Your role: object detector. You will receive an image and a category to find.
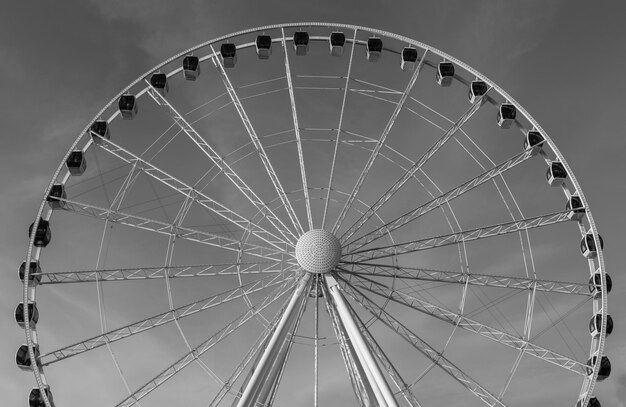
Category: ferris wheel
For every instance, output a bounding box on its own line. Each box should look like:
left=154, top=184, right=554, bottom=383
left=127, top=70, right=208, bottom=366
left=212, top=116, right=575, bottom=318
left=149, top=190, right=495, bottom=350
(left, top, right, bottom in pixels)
left=18, top=23, right=612, bottom=407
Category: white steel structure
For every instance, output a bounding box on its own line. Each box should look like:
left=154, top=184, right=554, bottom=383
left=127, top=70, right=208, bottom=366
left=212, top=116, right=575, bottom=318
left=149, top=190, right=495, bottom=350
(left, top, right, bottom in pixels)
left=19, top=23, right=611, bottom=407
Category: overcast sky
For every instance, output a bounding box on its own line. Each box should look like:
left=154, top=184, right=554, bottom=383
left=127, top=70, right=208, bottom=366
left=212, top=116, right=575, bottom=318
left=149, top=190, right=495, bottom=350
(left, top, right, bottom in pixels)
left=2, top=1, right=625, bottom=406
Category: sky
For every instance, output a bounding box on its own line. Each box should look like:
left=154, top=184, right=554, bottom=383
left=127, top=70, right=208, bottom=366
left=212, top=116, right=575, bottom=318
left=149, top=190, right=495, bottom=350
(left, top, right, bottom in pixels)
left=1, top=1, right=626, bottom=406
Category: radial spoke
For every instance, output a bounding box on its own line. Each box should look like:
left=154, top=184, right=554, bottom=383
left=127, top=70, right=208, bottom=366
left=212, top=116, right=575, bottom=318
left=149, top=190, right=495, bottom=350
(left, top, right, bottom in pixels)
left=210, top=45, right=304, bottom=236
left=339, top=275, right=506, bottom=407
left=96, top=134, right=292, bottom=251
left=40, top=272, right=294, bottom=366
left=59, top=197, right=291, bottom=262
left=346, top=210, right=574, bottom=262
left=339, top=88, right=491, bottom=244
left=339, top=272, right=589, bottom=376
left=35, top=261, right=294, bottom=284
left=322, top=29, right=357, bottom=229
left=343, top=146, right=539, bottom=251
left=331, top=50, right=428, bottom=235
left=281, top=28, right=313, bottom=230
left=340, top=262, right=592, bottom=296
left=115, top=274, right=299, bottom=407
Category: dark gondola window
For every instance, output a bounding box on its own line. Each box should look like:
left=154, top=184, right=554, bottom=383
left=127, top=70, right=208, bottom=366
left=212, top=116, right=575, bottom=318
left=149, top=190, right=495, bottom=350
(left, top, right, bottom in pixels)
left=256, top=35, right=272, bottom=49
left=29, top=387, right=54, bottom=407
left=330, top=32, right=345, bottom=47
left=28, top=218, right=51, bottom=247
left=119, top=95, right=136, bottom=111
left=500, top=104, right=517, bottom=120
left=438, top=62, right=455, bottom=77
left=150, top=73, right=168, bottom=89
left=15, top=303, right=39, bottom=326
left=19, top=261, right=42, bottom=283
left=367, top=38, right=383, bottom=52
left=402, top=47, right=418, bottom=63
left=294, top=31, right=309, bottom=46
left=183, top=55, right=199, bottom=70
left=525, top=131, right=544, bottom=148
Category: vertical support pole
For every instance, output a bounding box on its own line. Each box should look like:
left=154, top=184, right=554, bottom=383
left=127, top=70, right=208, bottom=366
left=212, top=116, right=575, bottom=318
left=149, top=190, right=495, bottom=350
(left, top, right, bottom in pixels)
left=325, top=275, right=398, bottom=407
left=237, top=273, right=311, bottom=407
left=314, top=274, right=319, bottom=407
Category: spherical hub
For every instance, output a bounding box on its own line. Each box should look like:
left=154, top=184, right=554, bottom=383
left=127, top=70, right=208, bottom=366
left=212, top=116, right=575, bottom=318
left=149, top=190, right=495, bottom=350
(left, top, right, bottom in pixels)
left=295, top=229, right=342, bottom=274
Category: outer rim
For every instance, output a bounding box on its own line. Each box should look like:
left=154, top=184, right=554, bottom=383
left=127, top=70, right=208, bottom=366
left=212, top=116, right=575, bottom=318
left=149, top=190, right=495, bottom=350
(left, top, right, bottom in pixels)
left=22, top=22, right=607, bottom=407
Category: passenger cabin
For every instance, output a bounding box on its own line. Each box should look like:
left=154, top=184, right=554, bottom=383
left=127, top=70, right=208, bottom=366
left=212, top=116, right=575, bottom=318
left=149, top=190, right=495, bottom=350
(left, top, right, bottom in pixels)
left=577, top=397, right=601, bottom=407
left=566, top=195, right=585, bottom=221
left=220, top=43, right=237, bottom=68
left=16, top=344, right=40, bottom=371
left=118, top=94, right=138, bottom=120
left=589, top=313, right=613, bottom=337
left=524, top=130, right=544, bottom=155
left=47, top=184, right=66, bottom=210
left=329, top=32, right=345, bottom=56
left=29, top=386, right=55, bottom=407
left=401, top=47, right=418, bottom=71
left=90, top=120, right=109, bottom=145
left=468, top=80, right=488, bottom=103
left=366, top=37, right=382, bottom=62
left=66, top=150, right=86, bottom=176
left=183, top=55, right=200, bottom=80
left=497, top=103, right=516, bottom=128
left=293, top=31, right=309, bottom=56
left=19, top=261, right=42, bottom=285
left=581, top=233, right=603, bottom=259
left=546, top=161, right=567, bottom=186
left=256, top=35, right=272, bottom=59
left=29, top=218, right=51, bottom=248
left=589, top=272, right=612, bottom=296
left=436, top=62, right=455, bottom=86
left=15, top=302, right=39, bottom=329
left=587, top=355, right=611, bottom=381
left=150, top=73, right=168, bottom=95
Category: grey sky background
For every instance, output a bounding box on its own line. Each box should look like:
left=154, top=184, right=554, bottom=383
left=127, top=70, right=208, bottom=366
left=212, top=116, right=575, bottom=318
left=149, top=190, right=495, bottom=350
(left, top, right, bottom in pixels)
left=2, top=1, right=625, bottom=405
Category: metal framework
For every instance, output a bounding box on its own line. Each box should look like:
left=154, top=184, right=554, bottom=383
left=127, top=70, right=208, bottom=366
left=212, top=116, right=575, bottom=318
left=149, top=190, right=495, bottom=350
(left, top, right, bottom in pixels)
left=20, top=22, right=609, bottom=407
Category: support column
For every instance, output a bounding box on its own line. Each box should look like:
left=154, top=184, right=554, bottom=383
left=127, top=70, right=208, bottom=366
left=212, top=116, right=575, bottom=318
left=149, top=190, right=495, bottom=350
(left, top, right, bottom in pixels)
left=325, top=275, right=398, bottom=407
left=237, top=273, right=311, bottom=407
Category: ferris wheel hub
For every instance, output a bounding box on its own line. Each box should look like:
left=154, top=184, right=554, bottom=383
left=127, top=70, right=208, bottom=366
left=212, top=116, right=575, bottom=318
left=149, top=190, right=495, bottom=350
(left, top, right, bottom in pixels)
left=295, top=229, right=342, bottom=274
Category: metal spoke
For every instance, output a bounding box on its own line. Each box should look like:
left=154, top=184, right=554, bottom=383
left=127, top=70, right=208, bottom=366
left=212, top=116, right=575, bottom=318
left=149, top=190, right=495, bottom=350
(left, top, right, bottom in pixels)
left=116, top=274, right=299, bottom=407
left=331, top=50, right=428, bottom=235
left=281, top=28, right=313, bottom=231
left=339, top=272, right=589, bottom=376
left=40, top=272, right=294, bottom=366
left=210, top=45, right=305, bottom=236
left=35, top=261, right=293, bottom=284
left=339, top=276, right=506, bottom=407
left=314, top=275, right=320, bottom=407
left=339, top=88, right=491, bottom=244
left=346, top=210, right=574, bottom=262
left=322, top=29, right=357, bottom=229
left=96, top=135, right=292, bottom=251
left=145, top=80, right=298, bottom=244
left=348, top=293, right=423, bottom=406
left=343, top=146, right=538, bottom=252
left=340, top=262, right=592, bottom=296
left=59, top=197, right=291, bottom=262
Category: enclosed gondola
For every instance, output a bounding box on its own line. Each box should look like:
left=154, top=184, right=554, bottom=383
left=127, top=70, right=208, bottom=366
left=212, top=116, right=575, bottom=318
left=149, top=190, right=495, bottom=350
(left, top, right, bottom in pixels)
left=589, top=313, right=613, bottom=337
left=577, top=397, right=601, bottom=407
left=587, top=355, right=611, bottom=381
left=401, top=47, right=418, bottom=71
left=15, top=302, right=39, bottom=329
left=293, top=31, right=309, bottom=56
left=566, top=195, right=585, bottom=221
left=29, top=386, right=55, bottom=407
left=220, top=43, right=237, bottom=68
left=89, top=120, right=109, bottom=145
left=256, top=35, right=272, bottom=59
left=182, top=55, right=200, bottom=80
left=46, top=184, right=66, bottom=210
left=19, top=261, right=42, bottom=285
left=468, top=80, right=488, bottom=103
left=150, top=73, right=168, bottom=95
left=436, top=61, right=455, bottom=86
left=366, top=37, right=382, bottom=62
left=118, top=94, right=138, bottom=120
left=16, top=344, right=40, bottom=371
left=497, top=103, right=516, bottom=128
left=329, top=32, right=345, bottom=56
left=546, top=160, right=567, bottom=186
left=581, top=232, right=604, bottom=259
left=524, top=130, right=545, bottom=155
left=65, top=150, right=86, bottom=176
left=28, top=218, right=51, bottom=248
left=589, top=272, right=612, bottom=296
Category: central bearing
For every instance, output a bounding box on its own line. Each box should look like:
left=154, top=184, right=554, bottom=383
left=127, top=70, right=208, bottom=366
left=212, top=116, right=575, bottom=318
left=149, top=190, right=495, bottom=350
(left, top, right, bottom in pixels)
left=295, top=229, right=342, bottom=274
